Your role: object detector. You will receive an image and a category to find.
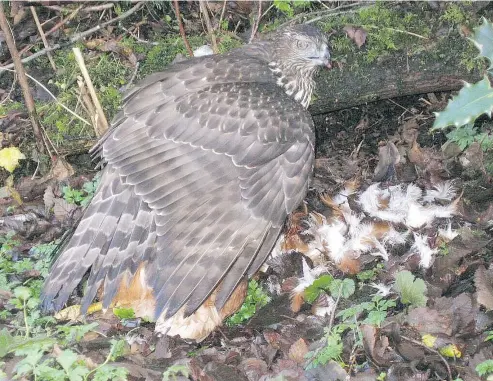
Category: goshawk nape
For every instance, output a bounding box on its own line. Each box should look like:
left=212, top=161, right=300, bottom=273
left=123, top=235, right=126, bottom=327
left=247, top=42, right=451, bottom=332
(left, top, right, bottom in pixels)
left=42, top=24, right=330, bottom=341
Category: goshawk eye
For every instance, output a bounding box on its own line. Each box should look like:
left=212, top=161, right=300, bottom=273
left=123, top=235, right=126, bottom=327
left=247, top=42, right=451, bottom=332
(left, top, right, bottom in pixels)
left=296, top=40, right=309, bottom=49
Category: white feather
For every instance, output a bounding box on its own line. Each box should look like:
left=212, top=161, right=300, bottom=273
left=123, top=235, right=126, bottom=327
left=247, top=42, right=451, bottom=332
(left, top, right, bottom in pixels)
left=423, top=180, right=457, bottom=203
left=411, top=232, right=438, bottom=268
left=438, top=222, right=459, bottom=241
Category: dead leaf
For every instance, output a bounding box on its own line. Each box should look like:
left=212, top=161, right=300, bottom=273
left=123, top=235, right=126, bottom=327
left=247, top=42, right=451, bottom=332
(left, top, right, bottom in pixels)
left=475, top=265, right=493, bottom=310
left=373, top=141, right=400, bottom=181
left=361, top=324, right=394, bottom=366
left=239, top=358, right=268, bottom=380
left=343, top=26, right=367, bottom=47
left=49, top=157, right=75, bottom=181
left=288, top=338, right=308, bottom=365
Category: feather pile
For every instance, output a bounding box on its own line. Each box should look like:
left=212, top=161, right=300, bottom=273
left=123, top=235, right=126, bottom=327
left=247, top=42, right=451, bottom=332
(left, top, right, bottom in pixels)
left=283, top=180, right=461, bottom=309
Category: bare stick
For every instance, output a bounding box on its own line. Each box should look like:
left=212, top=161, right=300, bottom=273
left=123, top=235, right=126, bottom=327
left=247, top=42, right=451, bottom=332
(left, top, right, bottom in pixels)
left=249, top=1, right=262, bottom=44
left=30, top=6, right=57, bottom=72
left=201, top=1, right=219, bottom=54
left=0, top=2, right=144, bottom=73
left=0, top=3, right=46, bottom=154
left=72, top=48, right=109, bottom=136
left=173, top=0, right=193, bottom=57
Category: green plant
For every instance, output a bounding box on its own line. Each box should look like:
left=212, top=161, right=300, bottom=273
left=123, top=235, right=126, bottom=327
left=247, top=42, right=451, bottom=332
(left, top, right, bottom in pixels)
left=432, top=18, right=493, bottom=154
left=0, top=231, right=20, bottom=256
left=162, top=364, right=190, bottom=381
left=226, top=279, right=270, bottom=326
left=476, top=359, right=493, bottom=377
left=393, top=270, right=428, bottom=308
left=62, top=177, right=100, bottom=206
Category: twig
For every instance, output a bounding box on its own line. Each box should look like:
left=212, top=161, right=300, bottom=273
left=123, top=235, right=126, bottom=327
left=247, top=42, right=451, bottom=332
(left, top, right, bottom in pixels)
left=200, top=1, right=219, bottom=54
left=44, top=5, right=83, bottom=38
left=83, top=3, right=115, bottom=13
left=30, top=6, right=57, bottom=72
left=173, top=0, right=193, bottom=57
left=1, top=68, right=91, bottom=126
left=218, top=0, right=227, bottom=29
left=400, top=335, right=453, bottom=381
left=0, top=71, right=16, bottom=104
left=277, top=2, right=369, bottom=28
left=363, top=24, right=429, bottom=40
left=0, top=3, right=46, bottom=154
left=73, top=48, right=109, bottom=137
left=120, top=25, right=159, bottom=45
left=249, top=1, right=262, bottom=44
left=0, top=2, right=144, bottom=74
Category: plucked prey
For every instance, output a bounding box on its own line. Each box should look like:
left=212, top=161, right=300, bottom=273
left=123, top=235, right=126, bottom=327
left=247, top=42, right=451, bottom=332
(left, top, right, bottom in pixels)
left=41, top=24, right=330, bottom=340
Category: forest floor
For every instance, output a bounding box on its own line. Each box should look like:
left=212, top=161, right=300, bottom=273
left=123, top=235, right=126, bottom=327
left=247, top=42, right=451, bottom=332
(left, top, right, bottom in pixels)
left=1, top=2, right=493, bottom=381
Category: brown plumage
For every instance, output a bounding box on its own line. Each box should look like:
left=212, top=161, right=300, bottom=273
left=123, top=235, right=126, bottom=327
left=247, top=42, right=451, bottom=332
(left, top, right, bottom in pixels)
left=41, top=24, right=330, bottom=340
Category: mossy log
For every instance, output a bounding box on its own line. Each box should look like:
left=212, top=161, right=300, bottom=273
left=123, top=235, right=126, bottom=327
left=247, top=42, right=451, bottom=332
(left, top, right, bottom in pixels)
left=308, top=2, right=490, bottom=115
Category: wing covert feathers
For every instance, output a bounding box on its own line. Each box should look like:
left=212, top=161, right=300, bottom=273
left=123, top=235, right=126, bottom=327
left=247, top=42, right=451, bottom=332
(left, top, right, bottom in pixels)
left=41, top=50, right=315, bottom=339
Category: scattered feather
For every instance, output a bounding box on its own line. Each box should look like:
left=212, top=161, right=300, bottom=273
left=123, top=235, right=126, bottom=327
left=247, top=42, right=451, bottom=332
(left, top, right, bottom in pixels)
left=411, top=233, right=438, bottom=268
left=423, top=180, right=457, bottom=203
left=369, top=282, right=393, bottom=297
left=438, top=222, right=459, bottom=242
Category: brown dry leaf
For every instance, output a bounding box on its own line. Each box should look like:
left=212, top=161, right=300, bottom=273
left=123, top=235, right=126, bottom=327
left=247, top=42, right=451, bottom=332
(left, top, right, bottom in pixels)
left=239, top=358, right=268, bottom=381
left=49, top=157, right=75, bottom=181
left=406, top=307, right=453, bottom=336
left=373, top=141, right=400, bottom=182
left=343, top=26, right=367, bottom=47
left=354, top=116, right=369, bottom=131
left=53, top=197, right=77, bottom=221
left=475, top=265, right=493, bottom=310
left=290, top=292, right=304, bottom=313
left=408, top=140, right=426, bottom=168
left=288, top=338, right=308, bottom=365
left=360, top=324, right=392, bottom=366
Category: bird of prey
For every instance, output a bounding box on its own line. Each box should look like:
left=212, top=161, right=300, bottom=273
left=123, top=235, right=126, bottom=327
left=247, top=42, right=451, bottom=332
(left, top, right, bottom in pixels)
left=42, top=24, right=330, bottom=341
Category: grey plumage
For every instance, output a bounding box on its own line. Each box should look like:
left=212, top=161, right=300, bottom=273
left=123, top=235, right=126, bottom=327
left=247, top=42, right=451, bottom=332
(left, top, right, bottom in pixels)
left=41, top=25, right=330, bottom=324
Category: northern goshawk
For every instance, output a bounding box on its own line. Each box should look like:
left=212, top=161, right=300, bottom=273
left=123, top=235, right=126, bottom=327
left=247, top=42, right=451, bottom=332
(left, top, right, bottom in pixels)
left=42, top=24, right=330, bottom=340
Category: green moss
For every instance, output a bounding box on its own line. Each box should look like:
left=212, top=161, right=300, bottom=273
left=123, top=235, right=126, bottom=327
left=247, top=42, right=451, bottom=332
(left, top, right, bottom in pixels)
left=440, top=3, right=467, bottom=24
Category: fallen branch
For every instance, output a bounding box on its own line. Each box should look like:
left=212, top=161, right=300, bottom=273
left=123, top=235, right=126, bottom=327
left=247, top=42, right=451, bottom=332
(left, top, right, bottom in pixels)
left=0, top=3, right=46, bottom=154
left=0, top=2, right=144, bottom=74
left=173, top=0, right=193, bottom=57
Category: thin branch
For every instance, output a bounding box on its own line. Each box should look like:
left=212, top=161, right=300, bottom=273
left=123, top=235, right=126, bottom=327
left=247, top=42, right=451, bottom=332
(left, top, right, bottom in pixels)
left=0, top=2, right=144, bottom=74
left=73, top=48, right=109, bottom=136
left=173, top=0, right=193, bottom=57
left=200, top=1, right=219, bottom=53
left=0, top=3, right=46, bottom=154
left=82, top=3, right=115, bottom=13
left=218, top=0, right=227, bottom=29
left=30, top=6, right=57, bottom=72
left=249, top=1, right=263, bottom=44
left=400, top=335, right=453, bottom=381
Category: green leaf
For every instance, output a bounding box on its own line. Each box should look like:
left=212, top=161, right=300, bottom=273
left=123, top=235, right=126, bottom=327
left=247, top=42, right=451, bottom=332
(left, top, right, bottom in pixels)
left=304, top=284, right=321, bottom=304
left=329, top=278, right=355, bottom=299
left=471, top=17, right=493, bottom=68
left=56, top=349, right=78, bottom=373
left=108, top=339, right=126, bottom=361
left=432, top=76, right=493, bottom=130
left=312, top=274, right=334, bottom=290
left=476, top=359, right=493, bottom=377
left=14, top=286, right=32, bottom=301
left=93, top=365, right=128, bottom=381
left=394, top=270, right=428, bottom=308
left=0, top=329, right=14, bottom=358
left=112, top=307, right=135, bottom=319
